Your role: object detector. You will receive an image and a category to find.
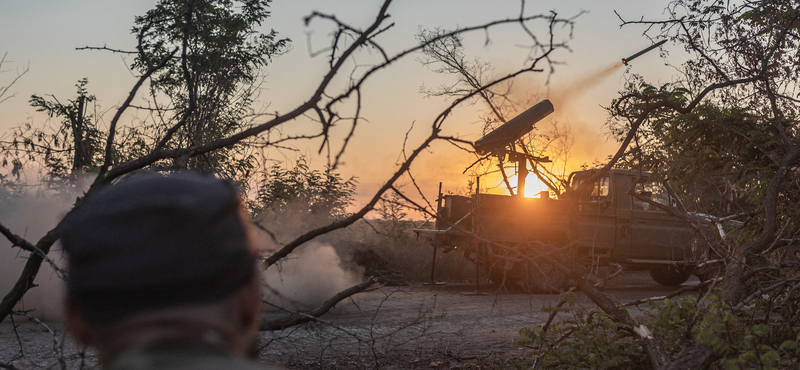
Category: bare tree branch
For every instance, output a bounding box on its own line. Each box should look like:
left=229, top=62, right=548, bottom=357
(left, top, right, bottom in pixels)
left=261, top=278, right=379, bottom=331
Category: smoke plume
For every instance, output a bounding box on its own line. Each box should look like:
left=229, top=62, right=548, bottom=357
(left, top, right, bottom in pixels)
left=507, top=61, right=625, bottom=169
left=261, top=241, right=363, bottom=310
left=546, top=61, right=624, bottom=116
left=0, top=192, right=75, bottom=321
left=253, top=199, right=365, bottom=311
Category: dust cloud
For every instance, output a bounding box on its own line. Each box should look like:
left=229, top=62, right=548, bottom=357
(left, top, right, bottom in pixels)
left=253, top=200, right=365, bottom=311
left=1, top=174, right=367, bottom=321
left=0, top=191, right=77, bottom=321
left=261, top=241, right=363, bottom=310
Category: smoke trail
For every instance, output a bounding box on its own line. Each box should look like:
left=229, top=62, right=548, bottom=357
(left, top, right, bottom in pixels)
left=545, top=62, right=624, bottom=166
left=546, top=61, right=624, bottom=121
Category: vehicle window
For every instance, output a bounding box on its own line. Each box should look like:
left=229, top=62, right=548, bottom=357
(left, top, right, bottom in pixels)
left=632, top=179, right=671, bottom=211
left=573, top=176, right=611, bottom=201
left=595, top=177, right=610, bottom=197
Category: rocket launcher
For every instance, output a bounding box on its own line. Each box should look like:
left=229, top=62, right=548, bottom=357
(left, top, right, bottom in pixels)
left=472, top=100, right=554, bottom=155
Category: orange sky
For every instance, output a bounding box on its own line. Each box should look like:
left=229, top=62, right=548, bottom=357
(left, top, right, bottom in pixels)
left=0, top=0, right=682, bottom=216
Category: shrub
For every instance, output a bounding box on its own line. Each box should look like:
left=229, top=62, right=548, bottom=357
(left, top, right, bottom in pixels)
left=516, top=289, right=800, bottom=370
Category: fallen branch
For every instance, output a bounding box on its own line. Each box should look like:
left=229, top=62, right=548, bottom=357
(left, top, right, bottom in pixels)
left=0, top=222, right=65, bottom=279
left=618, top=279, right=716, bottom=308
left=0, top=228, right=61, bottom=323
left=260, top=277, right=380, bottom=331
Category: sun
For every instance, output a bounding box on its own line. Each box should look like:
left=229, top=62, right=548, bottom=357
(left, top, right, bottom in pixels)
left=496, top=173, right=549, bottom=198
left=523, top=176, right=549, bottom=198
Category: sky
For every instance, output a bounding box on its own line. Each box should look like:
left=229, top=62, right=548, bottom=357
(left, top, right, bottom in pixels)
left=0, top=0, right=684, bottom=211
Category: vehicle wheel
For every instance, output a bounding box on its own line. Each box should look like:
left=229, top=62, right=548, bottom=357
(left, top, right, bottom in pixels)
left=649, top=266, right=691, bottom=286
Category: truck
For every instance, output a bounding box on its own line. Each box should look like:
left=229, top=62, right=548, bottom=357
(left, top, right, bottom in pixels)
left=415, top=100, right=708, bottom=292
left=421, top=168, right=704, bottom=293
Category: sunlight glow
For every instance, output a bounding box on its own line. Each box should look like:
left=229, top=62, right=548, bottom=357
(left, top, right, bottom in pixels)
left=501, top=174, right=549, bottom=198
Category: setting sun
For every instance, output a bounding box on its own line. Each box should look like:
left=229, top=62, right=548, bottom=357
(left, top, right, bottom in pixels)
left=489, top=172, right=551, bottom=198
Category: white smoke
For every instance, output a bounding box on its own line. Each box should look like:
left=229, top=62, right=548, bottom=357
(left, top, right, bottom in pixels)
left=253, top=199, right=365, bottom=311
left=262, top=241, right=363, bottom=310
left=2, top=173, right=369, bottom=321
left=0, top=192, right=74, bottom=321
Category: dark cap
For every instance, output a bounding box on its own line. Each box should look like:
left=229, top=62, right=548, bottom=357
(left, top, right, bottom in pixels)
left=60, top=171, right=258, bottom=326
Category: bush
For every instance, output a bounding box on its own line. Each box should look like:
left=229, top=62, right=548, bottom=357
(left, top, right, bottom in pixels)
left=516, top=290, right=800, bottom=370
left=515, top=291, right=650, bottom=369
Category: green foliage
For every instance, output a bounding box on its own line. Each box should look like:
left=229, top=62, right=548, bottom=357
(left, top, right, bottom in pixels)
left=0, top=78, right=103, bottom=189
left=611, top=97, right=785, bottom=221
left=643, top=297, right=700, bottom=354
left=599, top=3, right=800, bottom=365
left=605, top=0, right=800, bottom=223
left=515, top=291, right=650, bottom=369
left=28, top=78, right=101, bottom=178
left=685, top=293, right=800, bottom=369
left=132, top=0, right=287, bottom=101
left=518, top=291, right=800, bottom=370
left=251, top=157, right=357, bottom=220
left=1, top=1, right=290, bottom=187
left=131, top=0, right=290, bottom=179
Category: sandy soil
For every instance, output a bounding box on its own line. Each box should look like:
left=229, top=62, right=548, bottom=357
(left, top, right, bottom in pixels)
left=1, top=272, right=701, bottom=369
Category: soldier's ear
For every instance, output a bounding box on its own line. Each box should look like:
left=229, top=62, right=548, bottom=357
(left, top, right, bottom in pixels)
left=63, top=298, right=93, bottom=348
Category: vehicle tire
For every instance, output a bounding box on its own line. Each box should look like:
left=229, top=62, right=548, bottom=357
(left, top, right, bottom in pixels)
left=649, top=266, right=691, bottom=286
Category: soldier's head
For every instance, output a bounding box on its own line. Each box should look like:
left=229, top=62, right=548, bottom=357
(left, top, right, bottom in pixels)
left=59, top=171, right=262, bottom=364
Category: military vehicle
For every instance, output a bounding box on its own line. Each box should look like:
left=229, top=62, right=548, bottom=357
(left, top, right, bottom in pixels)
left=415, top=100, right=711, bottom=292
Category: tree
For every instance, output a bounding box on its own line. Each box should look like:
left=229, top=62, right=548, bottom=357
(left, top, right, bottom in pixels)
left=0, top=52, right=29, bottom=207
left=0, top=0, right=577, bottom=344
left=24, top=79, right=100, bottom=183
left=250, top=157, right=357, bottom=245
left=128, top=0, right=289, bottom=179
left=252, top=157, right=356, bottom=217
left=417, top=26, right=577, bottom=197
left=520, top=1, right=800, bottom=369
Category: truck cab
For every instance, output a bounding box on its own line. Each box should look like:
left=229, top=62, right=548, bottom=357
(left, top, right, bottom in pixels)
left=570, top=169, right=695, bottom=284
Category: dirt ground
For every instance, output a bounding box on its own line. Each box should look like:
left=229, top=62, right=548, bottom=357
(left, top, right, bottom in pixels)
left=0, top=272, right=701, bottom=369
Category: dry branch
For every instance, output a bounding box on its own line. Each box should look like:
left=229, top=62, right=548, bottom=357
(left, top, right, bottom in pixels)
left=261, top=278, right=380, bottom=331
